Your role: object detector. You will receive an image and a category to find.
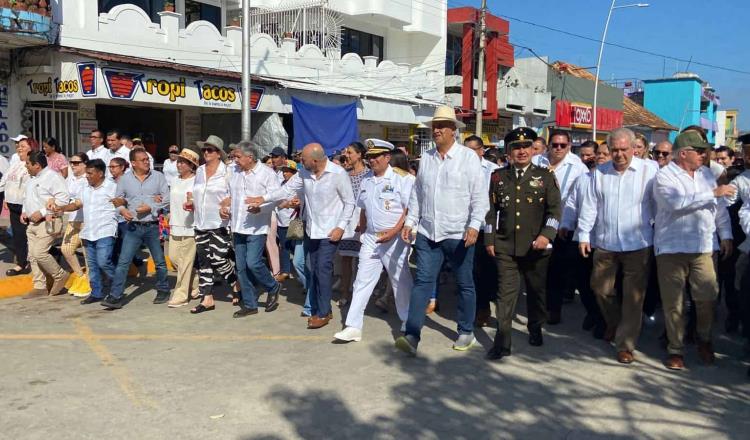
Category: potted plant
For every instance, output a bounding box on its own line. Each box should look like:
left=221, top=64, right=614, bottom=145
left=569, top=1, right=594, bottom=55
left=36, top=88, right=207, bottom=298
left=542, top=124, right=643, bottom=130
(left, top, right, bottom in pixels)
left=163, top=1, right=174, bottom=12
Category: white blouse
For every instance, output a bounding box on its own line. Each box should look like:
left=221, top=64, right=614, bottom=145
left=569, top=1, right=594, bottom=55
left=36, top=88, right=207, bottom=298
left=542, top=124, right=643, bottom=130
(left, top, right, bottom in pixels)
left=193, top=162, right=230, bottom=230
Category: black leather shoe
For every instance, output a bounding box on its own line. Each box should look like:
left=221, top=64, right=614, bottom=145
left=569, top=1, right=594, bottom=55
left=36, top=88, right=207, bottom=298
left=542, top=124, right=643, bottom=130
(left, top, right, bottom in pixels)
left=265, top=283, right=281, bottom=312
left=80, top=295, right=102, bottom=305
left=582, top=314, right=596, bottom=331
left=101, top=295, right=124, bottom=309
left=486, top=345, right=511, bottom=361
left=153, top=291, right=170, bottom=304
left=233, top=307, right=258, bottom=318
left=6, top=265, right=31, bottom=276
left=529, top=330, right=544, bottom=346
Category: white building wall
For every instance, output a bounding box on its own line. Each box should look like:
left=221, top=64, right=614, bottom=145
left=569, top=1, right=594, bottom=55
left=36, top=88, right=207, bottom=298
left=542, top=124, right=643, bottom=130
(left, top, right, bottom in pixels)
left=53, top=0, right=446, bottom=105
left=716, top=110, right=727, bottom=146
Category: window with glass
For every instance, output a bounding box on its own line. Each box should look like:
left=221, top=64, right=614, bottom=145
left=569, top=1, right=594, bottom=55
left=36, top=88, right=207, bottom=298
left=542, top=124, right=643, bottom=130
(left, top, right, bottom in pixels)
left=341, top=27, right=384, bottom=62
left=185, top=0, right=221, bottom=29
left=445, top=34, right=462, bottom=76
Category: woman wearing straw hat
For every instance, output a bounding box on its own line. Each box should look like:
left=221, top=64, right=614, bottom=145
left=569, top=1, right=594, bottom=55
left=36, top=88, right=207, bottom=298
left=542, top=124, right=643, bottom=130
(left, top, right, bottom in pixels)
left=166, top=149, right=200, bottom=307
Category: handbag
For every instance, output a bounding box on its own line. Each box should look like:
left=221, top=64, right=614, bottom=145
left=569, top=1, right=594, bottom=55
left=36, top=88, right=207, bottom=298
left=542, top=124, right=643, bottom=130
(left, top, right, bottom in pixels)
left=286, top=207, right=305, bottom=241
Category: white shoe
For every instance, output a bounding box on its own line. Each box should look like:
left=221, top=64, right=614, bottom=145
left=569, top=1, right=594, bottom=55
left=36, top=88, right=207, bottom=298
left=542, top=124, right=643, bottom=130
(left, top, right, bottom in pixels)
left=334, top=326, right=362, bottom=342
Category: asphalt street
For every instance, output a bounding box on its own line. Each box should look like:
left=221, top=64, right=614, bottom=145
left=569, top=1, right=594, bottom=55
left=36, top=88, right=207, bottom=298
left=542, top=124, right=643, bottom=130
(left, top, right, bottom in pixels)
left=0, top=237, right=749, bottom=440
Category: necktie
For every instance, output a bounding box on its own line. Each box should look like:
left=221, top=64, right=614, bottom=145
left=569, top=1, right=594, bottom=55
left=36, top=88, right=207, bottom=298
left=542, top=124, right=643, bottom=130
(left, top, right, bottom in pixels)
left=517, top=168, right=524, bottom=180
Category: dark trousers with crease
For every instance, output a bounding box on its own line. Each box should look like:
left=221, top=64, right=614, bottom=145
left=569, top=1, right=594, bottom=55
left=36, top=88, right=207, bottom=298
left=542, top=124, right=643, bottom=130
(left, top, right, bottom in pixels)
left=546, top=235, right=576, bottom=315
left=494, top=251, right=550, bottom=350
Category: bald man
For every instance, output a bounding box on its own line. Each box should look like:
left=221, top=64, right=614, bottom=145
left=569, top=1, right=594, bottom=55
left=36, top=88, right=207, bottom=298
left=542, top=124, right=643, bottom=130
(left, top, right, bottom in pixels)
left=249, top=143, right=355, bottom=329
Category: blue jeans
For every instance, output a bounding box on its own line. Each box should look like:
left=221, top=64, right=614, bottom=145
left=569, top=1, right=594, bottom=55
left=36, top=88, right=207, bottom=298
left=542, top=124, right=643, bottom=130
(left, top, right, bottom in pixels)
left=292, top=240, right=306, bottom=289
left=110, top=223, right=169, bottom=299
left=277, top=227, right=293, bottom=274
left=305, top=237, right=338, bottom=317
left=405, top=234, right=477, bottom=341
left=233, top=233, right=279, bottom=309
left=113, top=221, right=144, bottom=267
left=83, top=237, right=116, bottom=299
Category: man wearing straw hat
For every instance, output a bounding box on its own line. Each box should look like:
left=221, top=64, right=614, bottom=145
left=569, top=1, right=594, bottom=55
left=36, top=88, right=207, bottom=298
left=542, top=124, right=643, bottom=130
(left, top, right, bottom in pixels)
left=395, top=105, right=488, bottom=356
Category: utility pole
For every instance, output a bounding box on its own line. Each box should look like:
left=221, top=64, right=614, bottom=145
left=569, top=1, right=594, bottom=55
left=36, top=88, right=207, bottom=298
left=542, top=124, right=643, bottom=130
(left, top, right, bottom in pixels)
left=241, top=0, right=252, bottom=141
left=475, top=0, right=487, bottom=139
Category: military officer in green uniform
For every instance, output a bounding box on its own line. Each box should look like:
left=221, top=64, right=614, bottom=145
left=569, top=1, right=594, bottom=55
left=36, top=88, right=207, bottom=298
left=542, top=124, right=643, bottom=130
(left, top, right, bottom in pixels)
left=484, top=127, right=562, bottom=361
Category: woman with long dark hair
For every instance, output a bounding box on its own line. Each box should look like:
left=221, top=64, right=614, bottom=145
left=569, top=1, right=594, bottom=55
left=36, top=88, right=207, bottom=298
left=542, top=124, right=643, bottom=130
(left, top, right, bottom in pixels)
left=43, top=137, right=68, bottom=178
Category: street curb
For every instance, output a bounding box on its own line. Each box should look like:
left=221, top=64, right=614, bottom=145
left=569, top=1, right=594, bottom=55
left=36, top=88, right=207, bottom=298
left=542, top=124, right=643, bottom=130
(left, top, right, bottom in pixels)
left=0, top=275, right=33, bottom=299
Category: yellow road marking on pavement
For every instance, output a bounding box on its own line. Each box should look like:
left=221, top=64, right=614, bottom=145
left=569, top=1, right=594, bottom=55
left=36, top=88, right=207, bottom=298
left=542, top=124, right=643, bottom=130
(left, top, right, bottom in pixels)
left=0, top=333, right=327, bottom=342
left=72, top=319, right=159, bottom=410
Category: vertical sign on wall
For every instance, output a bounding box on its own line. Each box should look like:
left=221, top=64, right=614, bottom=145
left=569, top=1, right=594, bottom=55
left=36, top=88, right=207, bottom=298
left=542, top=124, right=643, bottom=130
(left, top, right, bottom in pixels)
left=0, top=81, right=10, bottom=157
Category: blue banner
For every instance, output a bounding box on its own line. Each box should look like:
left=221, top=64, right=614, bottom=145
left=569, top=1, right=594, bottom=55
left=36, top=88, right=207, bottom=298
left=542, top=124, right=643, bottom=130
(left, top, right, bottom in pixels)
left=292, top=97, right=358, bottom=155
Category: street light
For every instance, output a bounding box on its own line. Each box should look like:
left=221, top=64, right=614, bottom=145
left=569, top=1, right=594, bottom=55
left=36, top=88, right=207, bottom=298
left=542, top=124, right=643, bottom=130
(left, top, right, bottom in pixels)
left=592, top=1, right=649, bottom=141
left=241, top=0, right=252, bottom=141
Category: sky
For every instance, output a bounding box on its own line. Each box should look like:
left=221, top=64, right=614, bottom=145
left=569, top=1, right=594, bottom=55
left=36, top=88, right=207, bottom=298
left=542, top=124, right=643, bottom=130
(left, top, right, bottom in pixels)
left=449, top=0, right=749, bottom=131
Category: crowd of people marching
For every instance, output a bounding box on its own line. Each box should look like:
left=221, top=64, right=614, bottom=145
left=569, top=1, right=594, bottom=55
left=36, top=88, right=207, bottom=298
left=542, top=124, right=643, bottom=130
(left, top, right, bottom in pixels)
left=1, top=105, right=749, bottom=375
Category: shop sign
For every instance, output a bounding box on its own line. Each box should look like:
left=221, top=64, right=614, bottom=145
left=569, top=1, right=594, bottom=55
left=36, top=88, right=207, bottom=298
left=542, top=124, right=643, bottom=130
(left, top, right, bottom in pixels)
left=385, top=126, right=410, bottom=141
left=22, top=61, right=267, bottom=112
left=0, top=81, right=9, bottom=155
left=78, top=119, right=98, bottom=134
left=570, top=102, right=593, bottom=129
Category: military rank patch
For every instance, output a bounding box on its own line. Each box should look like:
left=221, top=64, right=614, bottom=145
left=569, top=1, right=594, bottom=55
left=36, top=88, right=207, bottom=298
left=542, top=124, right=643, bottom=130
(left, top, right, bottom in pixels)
left=546, top=218, right=560, bottom=230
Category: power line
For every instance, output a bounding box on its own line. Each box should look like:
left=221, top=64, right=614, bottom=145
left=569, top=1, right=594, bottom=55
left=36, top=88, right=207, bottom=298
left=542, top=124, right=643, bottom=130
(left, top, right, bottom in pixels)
left=498, top=13, right=750, bottom=76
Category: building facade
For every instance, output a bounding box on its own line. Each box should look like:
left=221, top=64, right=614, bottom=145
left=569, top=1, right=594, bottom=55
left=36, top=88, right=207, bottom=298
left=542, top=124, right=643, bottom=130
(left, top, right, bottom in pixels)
left=716, top=109, right=739, bottom=148
left=2, top=0, right=449, bottom=159
left=643, top=73, right=720, bottom=143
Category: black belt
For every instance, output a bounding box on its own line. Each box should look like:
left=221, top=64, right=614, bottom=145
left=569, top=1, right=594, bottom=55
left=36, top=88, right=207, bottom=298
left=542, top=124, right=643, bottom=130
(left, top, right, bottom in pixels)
left=132, top=221, right=159, bottom=226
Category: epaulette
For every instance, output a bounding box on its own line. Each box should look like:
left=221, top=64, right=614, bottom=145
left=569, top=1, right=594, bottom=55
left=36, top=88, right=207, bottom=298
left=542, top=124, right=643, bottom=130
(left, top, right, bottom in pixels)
left=491, top=168, right=502, bottom=183
left=392, top=167, right=409, bottom=177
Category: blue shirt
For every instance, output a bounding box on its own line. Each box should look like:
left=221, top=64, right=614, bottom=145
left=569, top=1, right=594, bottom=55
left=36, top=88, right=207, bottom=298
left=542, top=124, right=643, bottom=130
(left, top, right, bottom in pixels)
left=115, top=170, right=170, bottom=223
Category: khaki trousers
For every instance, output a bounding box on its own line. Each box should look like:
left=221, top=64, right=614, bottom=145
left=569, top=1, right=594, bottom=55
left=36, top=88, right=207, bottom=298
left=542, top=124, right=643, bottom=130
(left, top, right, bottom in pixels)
left=590, top=247, right=651, bottom=352
left=61, top=221, right=85, bottom=275
left=168, top=235, right=198, bottom=303
left=656, top=252, right=718, bottom=356
left=27, top=222, right=65, bottom=290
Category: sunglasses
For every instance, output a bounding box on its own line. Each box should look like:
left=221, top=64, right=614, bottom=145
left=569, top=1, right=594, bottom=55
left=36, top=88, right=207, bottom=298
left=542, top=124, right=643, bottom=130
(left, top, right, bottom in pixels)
left=654, top=151, right=671, bottom=157
left=201, top=147, right=219, bottom=154
left=550, top=143, right=568, bottom=149
left=169, top=150, right=179, bottom=154
left=70, top=160, right=84, bottom=165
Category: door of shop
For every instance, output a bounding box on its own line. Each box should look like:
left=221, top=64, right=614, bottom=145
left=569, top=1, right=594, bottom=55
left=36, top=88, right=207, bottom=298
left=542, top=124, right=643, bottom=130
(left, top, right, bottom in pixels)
left=28, top=103, right=79, bottom=157
left=96, top=105, right=180, bottom=163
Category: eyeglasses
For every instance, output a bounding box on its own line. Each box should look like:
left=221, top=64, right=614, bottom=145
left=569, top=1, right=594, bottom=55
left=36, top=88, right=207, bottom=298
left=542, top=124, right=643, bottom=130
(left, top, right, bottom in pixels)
left=550, top=143, right=568, bottom=149
left=134, top=158, right=150, bottom=163
left=70, top=160, right=84, bottom=165
left=201, top=147, right=218, bottom=154
left=654, top=151, right=671, bottom=157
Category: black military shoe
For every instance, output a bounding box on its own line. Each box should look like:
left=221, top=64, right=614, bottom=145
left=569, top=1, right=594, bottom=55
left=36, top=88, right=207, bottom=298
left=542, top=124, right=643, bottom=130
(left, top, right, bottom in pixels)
left=80, top=295, right=102, bottom=305
left=486, top=345, right=511, bottom=361
left=101, top=295, right=124, bottom=310
left=529, top=330, right=544, bottom=347
left=233, top=307, right=258, bottom=318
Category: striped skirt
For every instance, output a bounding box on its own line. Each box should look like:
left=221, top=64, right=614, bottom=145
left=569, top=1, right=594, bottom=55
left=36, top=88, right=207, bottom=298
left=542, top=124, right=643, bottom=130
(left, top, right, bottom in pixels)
left=195, top=228, right=237, bottom=296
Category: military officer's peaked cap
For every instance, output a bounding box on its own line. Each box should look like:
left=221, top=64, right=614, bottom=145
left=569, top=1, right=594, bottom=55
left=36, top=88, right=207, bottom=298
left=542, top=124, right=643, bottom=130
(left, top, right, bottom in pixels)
left=365, top=138, right=395, bottom=156
left=504, top=127, right=538, bottom=149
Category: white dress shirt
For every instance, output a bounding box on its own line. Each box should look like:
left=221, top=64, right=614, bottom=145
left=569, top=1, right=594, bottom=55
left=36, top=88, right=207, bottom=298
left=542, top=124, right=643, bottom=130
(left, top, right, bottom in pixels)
left=653, top=162, right=720, bottom=255
left=65, top=173, right=88, bottom=222
left=169, top=175, right=195, bottom=237
left=85, top=145, right=109, bottom=163
left=193, top=162, right=231, bottom=230
left=229, top=162, right=281, bottom=235
left=713, top=201, right=732, bottom=251
left=22, top=168, right=69, bottom=216
left=358, top=165, right=414, bottom=233
left=533, top=151, right=589, bottom=204
left=561, top=169, right=593, bottom=243
left=577, top=157, right=657, bottom=252
left=405, top=142, right=488, bottom=242
left=0, top=159, right=29, bottom=204
left=79, top=179, right=119, bottom=241
left=264, top=159, right=355, bottom=240
left=163, top=159, right=179, bottom=187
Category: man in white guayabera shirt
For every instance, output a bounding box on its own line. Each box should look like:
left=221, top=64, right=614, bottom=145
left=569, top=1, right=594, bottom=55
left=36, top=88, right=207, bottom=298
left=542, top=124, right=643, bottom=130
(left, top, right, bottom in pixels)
left=577, top=128, right=657, bottom=366
left=653, top=130, right=735, bottom=371
left=395, top=105, right=488, bottom=356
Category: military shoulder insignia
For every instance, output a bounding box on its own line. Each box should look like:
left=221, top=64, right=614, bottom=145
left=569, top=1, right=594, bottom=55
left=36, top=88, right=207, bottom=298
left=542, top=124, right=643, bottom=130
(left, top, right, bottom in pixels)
left=393, top=167, right=409, bottom=177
